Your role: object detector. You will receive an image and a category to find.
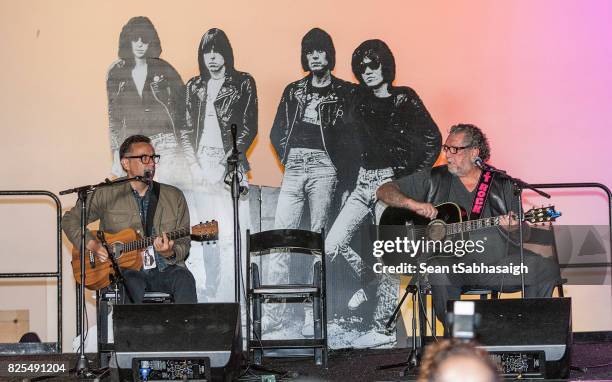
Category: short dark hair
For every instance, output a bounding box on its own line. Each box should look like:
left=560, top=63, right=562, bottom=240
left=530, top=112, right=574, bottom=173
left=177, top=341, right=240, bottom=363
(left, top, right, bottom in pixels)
left=198, top=28, right=235, bottom=80
left=119, top=135, right=151, bottom=159
left=301, top=28, right=336, bottom=72
left=418, top=339, right=500, bottom=382
left=449, top=123, right=491, bottom=162
left=351, top=39, right=396, bottom=86
left=118, top=16, right=162, bottom=60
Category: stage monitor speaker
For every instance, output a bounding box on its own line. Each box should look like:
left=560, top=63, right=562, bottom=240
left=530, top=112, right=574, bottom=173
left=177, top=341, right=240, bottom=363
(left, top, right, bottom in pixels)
left=112, top=303, right=241, bottom=382
left=449, top=297, right=571, bottom=379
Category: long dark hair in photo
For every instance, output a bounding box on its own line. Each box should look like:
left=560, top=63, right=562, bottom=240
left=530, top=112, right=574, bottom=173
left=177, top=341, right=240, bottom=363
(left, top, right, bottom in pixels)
left=117, top=16, right=162, bottom=63
left=351, top=39, right=396, bottom=86
left=198, top=28, right=235, bottom=81
left=301, top=27, right=336, bottom=72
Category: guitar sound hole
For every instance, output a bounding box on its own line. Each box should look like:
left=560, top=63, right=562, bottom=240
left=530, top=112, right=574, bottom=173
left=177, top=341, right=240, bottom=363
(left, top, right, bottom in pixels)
left=427, top=221, right=446, bottom=241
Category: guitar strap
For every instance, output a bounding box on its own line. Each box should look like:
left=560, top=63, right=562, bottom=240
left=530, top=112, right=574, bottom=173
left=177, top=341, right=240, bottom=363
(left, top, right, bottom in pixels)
left=145, top=181, right=161, bottom=237
left=469, top=169, right=495, bottom=219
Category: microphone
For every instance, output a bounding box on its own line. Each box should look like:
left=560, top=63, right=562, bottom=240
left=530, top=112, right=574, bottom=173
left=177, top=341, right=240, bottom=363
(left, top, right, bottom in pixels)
left=474, top=156, right=506, bottom=174
left=473, top=156, right=486, bottom=170
left=141, top=169, right=153, bottom=184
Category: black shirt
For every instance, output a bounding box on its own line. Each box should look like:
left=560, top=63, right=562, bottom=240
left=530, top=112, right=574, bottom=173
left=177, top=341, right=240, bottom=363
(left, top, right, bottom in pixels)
left=288, top=83, right=332, bottom=151
left=360, top=94, right=396, bottom=170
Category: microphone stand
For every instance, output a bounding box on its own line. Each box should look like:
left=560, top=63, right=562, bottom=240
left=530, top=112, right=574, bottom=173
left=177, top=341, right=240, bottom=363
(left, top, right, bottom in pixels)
left=224, top=123, right=246, bottom=304
left=377, top=281, right=421, bottom=374
left=225, top=125, right=286, bottom=376
left=60, top=175, right=147, bottom=376
left=475, top=160, right=550, bottom=297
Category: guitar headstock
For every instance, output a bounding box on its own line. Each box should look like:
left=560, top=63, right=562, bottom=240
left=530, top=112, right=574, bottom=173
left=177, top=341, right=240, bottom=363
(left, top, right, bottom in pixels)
left=523, top=205, right=561, bottom=224
left=191, top=220, right=219, bottom=242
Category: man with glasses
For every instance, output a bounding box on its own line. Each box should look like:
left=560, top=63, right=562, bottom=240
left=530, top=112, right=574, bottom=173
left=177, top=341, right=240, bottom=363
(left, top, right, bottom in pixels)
left=62, top=135, right=197, bottom=304
left=377, top=124, right=560, bottom=329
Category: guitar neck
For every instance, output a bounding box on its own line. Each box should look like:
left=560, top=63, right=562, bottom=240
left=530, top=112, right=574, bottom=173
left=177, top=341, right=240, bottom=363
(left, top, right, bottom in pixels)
left=123, top=228, right=190, bottom=253
left=446, top=216, right=505, bottom=235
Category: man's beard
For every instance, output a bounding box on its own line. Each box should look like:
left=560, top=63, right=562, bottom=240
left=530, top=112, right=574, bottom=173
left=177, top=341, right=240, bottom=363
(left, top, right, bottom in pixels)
left=448, top=164, right=463, bottom=177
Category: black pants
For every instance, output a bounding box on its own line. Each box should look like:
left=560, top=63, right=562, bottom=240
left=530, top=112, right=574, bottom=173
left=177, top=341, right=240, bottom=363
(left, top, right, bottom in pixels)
left=122, top=265, right=197, bottom=304
left=427, top=251, right=560, bottom=326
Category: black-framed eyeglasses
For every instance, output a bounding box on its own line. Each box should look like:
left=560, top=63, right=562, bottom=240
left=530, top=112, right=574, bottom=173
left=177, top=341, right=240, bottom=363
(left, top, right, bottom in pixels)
left=358, top=59, right=381, bottom=73
left=124, top=154, right=160, bottom=164
left=442, top=145, right=473, bottom=154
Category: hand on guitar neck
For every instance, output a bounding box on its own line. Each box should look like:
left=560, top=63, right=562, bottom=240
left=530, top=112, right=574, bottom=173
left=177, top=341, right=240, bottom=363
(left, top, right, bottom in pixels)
left=153, top=232, right=175, bottom=258
left=498, top=212, right=519, bottom=232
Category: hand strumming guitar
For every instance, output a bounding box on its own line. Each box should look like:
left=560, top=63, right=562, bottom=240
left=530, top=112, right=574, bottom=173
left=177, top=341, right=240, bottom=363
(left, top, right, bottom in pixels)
left=86, top=239, right=109, bottom=262
left=407, top=200, right=438, bottom=220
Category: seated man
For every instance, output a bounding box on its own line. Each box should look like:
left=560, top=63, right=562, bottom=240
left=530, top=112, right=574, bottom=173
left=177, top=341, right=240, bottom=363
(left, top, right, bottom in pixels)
left=376, top=124, right=560, bottom=328
left=62, top=135, right=197, bottom=303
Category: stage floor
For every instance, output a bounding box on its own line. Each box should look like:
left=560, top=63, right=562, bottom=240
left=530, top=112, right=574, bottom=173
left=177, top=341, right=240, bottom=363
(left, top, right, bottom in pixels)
left=0, top=340, right=610, bottom=381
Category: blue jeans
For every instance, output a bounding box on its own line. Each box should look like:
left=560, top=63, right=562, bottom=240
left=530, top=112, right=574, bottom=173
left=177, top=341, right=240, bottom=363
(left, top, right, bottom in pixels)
left=274, top=148, right=337, bottom=231
left=325, top=167, right=398, bottom=330
left=122, top=266, right=197, bottom=304
left=269, top=148, right=337, bottom=285
left=326, top=167, right=394, bottom=277
left=263, top=148, right=337, bottom=330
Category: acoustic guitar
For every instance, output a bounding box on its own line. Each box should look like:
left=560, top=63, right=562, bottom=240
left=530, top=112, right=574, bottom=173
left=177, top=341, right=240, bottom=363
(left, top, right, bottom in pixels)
left=378, top=203, right=560, bottom=265
left=71, top=220, right=218, bottom=290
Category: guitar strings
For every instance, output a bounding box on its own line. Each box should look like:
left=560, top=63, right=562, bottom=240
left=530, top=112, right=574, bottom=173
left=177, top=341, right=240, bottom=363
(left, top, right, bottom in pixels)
left=398, top=216, right=502, bottom=238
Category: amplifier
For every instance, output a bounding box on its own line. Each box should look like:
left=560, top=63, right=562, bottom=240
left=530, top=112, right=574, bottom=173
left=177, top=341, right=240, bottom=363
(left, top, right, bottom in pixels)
left=450, top=298, right=571, bottom=379
left=98, top=291, right=173, bottom=352
left=112, top=303, right=241, bottom=382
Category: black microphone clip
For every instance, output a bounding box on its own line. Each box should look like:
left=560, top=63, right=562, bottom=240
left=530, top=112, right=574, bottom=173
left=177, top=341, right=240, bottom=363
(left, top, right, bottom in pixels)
left=230, top=123, right=238, bottom=152
left=473, top=157, right=486, bottom=170
left=140, top=169, right=153, bottom=184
